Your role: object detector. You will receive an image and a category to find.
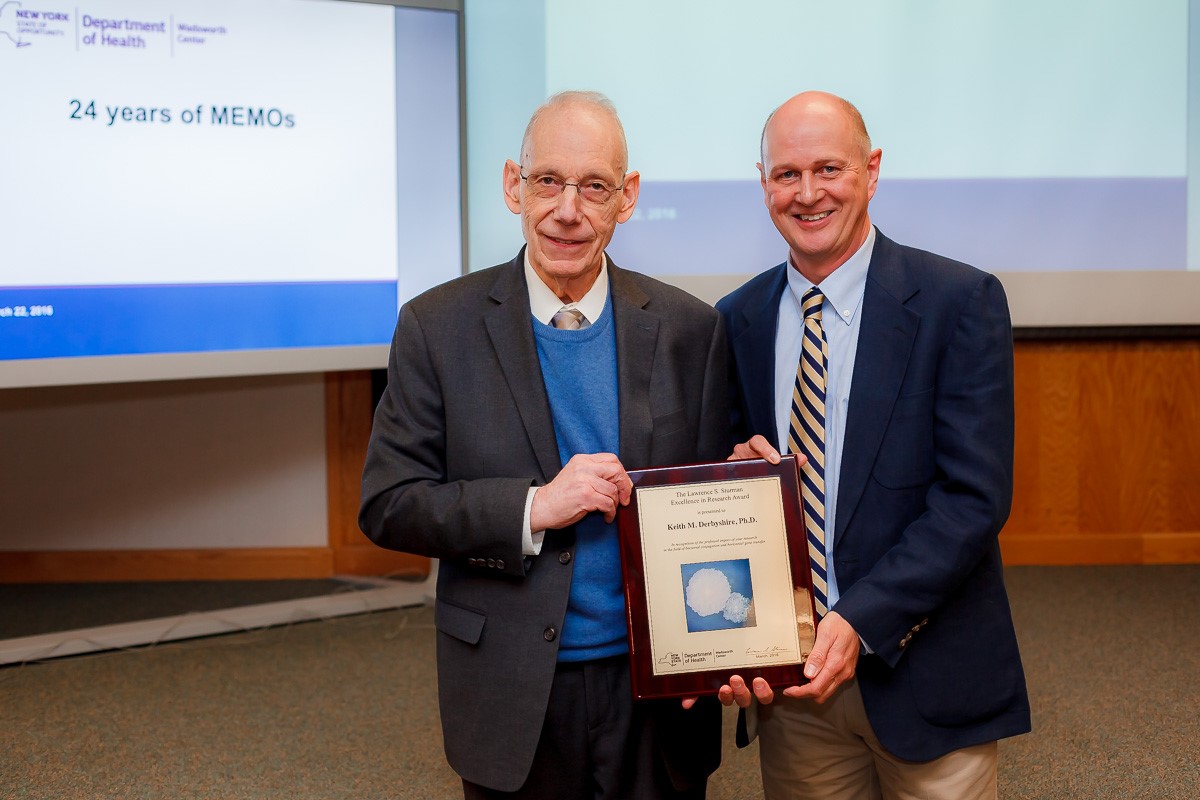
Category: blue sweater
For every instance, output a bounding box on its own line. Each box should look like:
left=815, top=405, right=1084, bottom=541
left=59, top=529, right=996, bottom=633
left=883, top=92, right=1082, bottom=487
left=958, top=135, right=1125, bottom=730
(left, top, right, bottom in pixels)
left=533, top=298, right=627, bottom=662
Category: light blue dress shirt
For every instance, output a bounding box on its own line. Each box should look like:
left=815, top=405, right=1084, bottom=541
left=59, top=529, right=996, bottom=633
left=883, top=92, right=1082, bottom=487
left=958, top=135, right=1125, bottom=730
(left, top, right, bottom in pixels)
left=773, top=226, right=875, bottom=610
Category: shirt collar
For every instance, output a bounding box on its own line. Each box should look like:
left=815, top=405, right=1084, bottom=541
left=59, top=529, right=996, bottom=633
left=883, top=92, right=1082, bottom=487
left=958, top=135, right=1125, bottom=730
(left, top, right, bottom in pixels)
left=784, top=225, right=875, bottom=327
left=524, top=252, right=610, bottom=326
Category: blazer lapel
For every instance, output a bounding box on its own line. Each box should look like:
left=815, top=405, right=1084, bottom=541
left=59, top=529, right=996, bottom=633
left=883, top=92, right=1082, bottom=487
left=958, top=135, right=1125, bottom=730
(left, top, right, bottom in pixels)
left=610, top=261, right=657, bottom=470
left=835, top=234, right=920, bottom=541
left=483, top=251, right=561, bottom=481
left=730, top=265, right=788, bottom=451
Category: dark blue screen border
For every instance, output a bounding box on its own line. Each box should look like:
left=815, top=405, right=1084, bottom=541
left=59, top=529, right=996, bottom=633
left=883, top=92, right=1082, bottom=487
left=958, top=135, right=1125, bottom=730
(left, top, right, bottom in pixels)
left=0, top=282, right=398, bottom=361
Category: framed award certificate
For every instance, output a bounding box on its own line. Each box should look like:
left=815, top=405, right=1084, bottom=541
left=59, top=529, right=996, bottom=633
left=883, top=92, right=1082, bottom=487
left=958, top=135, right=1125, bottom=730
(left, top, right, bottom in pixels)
left=616, top=455, right=817, bottom=700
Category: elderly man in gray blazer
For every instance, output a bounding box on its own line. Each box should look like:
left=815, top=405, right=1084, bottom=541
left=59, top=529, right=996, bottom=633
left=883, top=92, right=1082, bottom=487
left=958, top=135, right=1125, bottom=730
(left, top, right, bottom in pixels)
left=360, top=91, right=728, bottom=799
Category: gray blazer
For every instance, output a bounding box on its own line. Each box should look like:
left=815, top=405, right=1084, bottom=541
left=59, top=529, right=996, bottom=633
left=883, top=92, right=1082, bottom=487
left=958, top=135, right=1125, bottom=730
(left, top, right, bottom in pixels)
left=360, top=251, right=729, bottom=792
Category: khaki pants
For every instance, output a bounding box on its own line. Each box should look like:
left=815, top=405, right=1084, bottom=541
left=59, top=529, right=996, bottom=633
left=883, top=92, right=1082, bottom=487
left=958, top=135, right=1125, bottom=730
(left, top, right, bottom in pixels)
left=756, top=677, right=997, bottom=800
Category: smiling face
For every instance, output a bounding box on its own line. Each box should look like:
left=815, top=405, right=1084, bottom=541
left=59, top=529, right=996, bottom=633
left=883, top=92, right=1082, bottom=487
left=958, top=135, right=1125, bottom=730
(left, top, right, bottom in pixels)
left=503, top=99, right=640, bottom=303
left=759, top=92, right=881, bottom=284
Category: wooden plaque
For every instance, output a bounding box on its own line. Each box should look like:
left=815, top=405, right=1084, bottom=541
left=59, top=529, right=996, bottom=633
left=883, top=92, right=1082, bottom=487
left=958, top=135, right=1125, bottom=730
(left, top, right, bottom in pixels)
left=617, top=455, right=816, bottom=700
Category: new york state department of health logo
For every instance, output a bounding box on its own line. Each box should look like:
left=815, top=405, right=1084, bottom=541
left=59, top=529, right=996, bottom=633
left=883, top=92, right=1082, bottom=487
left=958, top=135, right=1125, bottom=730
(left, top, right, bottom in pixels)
left=1, top=1, right=72, bottom=48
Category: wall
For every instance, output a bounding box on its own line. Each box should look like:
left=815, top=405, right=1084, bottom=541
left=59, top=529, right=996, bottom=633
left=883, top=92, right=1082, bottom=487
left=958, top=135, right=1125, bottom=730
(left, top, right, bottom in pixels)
left=2, top=337, right=1197, bottom=584
left=0, top=374, right=383, bottom=581
left=0, top=374, right=326, bottom=552
left=0, top=372, right=423, bottom=582
left=331, top=336, right=1200, bottom=569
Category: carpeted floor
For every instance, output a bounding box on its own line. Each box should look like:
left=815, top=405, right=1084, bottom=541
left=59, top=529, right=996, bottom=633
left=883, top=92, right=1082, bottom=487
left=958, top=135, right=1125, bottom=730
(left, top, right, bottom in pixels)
left=0, top=565, right=1197, bottom=799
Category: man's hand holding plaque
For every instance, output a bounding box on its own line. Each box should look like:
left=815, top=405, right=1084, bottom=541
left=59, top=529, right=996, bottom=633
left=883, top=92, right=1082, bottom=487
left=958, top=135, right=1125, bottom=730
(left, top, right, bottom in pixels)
left=616, top=444, right=819, bottom=700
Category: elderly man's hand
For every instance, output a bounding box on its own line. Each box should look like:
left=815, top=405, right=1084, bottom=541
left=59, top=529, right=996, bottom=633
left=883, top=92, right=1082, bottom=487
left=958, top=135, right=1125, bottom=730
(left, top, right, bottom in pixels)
left=782, top=611, right=860, bottom=704
left=681, top=675, right=776, bottom=710
left=720, top=675, right=777, bottom=707
left=529, top=453, right=631, bottom=530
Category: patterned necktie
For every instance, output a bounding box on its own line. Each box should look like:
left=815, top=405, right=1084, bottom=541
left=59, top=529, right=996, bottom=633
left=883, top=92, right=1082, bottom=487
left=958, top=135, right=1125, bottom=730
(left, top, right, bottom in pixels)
left=787, top=287, right=829, bottom=618
left=551, top=307, right=587, bottom=330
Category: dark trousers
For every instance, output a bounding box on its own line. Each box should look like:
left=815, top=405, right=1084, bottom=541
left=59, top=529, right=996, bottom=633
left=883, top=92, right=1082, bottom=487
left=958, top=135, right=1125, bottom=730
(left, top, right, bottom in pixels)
left=462, top=655, right=707, bottom=800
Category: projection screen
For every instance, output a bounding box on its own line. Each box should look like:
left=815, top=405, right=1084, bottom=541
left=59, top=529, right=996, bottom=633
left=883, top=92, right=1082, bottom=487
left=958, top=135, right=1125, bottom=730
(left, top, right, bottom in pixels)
left=0, top=0, right=464, bottom=388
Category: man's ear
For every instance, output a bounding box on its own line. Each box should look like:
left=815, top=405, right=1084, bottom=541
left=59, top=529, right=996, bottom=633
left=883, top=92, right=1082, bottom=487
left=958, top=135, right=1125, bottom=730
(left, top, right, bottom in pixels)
left=503, top=159, right=522, bottom=214
left=616, top=170, right=641, bottom=223
left=865, top=148, right=882, bottom=201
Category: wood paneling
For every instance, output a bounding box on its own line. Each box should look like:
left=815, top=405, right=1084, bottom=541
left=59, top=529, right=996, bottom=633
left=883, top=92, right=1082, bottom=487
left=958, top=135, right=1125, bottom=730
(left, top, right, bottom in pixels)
left=0, top=547, right=334, bottom=583
left=1002, top=338, right=1200, bottom=564
left=324, top=371, right=430, bottom=578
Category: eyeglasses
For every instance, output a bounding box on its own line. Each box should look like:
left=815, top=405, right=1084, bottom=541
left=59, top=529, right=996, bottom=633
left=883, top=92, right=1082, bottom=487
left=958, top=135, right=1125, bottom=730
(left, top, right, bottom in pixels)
left=519, top=168, right=624, bottom=205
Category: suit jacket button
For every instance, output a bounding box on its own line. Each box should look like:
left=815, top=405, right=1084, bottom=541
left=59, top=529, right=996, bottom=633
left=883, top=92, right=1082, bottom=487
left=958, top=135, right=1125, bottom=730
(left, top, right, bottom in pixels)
left=559, top=551, right=572, bottom=565
left=486, top=558, right=496, bottom=568
left=467, top=558, right=477, bottom=566
left=543, top=627, right=557, bottom=642
left=496, top=559, right=505, bottom=570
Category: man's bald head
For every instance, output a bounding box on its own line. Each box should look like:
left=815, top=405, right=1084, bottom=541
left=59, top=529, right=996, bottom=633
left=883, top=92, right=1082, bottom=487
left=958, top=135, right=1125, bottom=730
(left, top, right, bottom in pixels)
left=760, top=91, right=871, bottom=167
left=520, top=90, right=629, bottom=174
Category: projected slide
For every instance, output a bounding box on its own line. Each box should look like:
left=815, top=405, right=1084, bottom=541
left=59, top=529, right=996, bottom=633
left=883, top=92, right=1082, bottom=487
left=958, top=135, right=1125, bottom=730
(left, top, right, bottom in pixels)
left=538, top=0, right=1196, bottom=276
left=0, top=0, right=460, bottom=369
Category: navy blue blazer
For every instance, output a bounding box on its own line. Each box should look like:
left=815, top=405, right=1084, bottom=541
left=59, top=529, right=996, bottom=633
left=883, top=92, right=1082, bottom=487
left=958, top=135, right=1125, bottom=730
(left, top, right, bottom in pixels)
left=717, top=230, right=1031, bottom=761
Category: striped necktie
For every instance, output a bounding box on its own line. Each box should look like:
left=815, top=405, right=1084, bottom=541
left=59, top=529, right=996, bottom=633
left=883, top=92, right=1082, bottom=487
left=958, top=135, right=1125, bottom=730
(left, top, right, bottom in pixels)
left=787, top=287, right=829, bottom=618
left=551, top=307, right=587, bottom=330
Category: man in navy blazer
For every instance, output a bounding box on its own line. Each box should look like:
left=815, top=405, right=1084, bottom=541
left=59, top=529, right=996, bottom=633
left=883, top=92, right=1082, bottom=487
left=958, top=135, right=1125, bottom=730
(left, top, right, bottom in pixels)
left=715, top=92, right=1030, bottom=798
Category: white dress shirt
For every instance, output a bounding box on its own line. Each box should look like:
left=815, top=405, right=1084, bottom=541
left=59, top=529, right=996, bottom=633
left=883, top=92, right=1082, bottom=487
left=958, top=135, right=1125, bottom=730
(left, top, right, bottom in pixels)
left=520, top=254, right=611, bottom=555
